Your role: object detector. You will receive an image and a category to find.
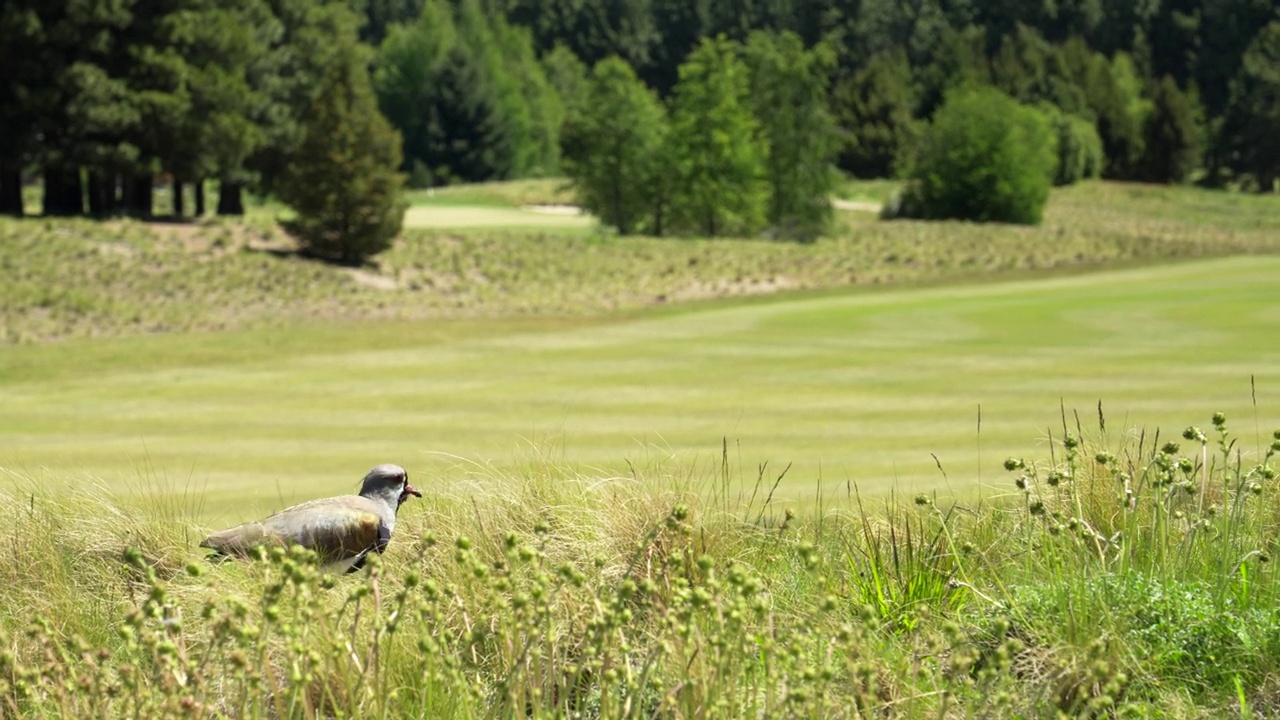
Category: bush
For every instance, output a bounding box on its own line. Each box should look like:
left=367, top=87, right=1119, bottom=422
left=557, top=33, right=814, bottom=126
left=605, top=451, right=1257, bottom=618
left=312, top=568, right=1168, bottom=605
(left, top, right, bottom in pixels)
left=894, top=86, right=1056, bottom=225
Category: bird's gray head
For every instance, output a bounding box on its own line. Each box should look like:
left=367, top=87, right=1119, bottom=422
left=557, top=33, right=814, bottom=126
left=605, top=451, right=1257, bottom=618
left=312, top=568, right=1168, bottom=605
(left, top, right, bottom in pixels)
left=358, top=463, right=421, bottom=510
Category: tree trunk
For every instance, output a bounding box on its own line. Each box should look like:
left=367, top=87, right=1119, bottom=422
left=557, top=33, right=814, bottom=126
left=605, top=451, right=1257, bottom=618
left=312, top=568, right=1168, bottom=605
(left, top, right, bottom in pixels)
left=87, top=171, right=115, bottom=216
left=173, top=179, right=184, bottom=218
left=0, top=168, right=21, bottom=217
left=43, top=164, right=84, bottom=216
left=217, top=180, right=244, bottom=215
left=195, top=180, right=206, bottom=217
left=124, top=174, right=153, bottom=218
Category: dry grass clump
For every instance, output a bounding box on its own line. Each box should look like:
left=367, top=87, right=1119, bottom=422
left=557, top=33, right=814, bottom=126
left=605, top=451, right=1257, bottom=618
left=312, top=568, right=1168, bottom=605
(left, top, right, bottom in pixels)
left=2, top=410, right=1279, bottom=718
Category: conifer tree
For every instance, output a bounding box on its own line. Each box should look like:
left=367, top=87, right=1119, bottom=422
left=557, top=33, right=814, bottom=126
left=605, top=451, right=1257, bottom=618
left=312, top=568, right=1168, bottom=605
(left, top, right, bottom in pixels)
left=1223, top=22, right=1280, bottom=191
left=1138, top=76, right=1200, bottom=183
left=277, top=38, right=406, bottom=264
left=831, top=48, right=917, bottom=179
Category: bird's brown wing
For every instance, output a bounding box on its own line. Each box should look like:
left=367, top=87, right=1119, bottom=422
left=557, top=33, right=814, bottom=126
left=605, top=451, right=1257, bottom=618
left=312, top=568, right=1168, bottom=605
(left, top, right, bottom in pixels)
left=200, top=496, right=387, bottom=566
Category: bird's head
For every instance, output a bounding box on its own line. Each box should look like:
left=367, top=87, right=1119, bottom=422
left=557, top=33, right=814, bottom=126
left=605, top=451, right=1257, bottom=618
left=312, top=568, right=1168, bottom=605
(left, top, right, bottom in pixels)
left=359, top=463, right=421, bottom=509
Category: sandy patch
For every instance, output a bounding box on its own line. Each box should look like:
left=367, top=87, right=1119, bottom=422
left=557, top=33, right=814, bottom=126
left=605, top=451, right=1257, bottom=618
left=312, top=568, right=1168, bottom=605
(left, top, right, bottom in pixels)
left=348, top=269, right=399, bottom=290
left=520, top=204, right=583, bottom=215
left=832, top=199, right=883, bottom=213
left=403, top=206, right=593, bottom=229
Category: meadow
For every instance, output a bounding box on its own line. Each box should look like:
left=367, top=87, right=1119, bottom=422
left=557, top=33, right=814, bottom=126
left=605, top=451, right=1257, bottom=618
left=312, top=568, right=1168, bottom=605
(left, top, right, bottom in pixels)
left=3, top=180, right=1280, bottom=717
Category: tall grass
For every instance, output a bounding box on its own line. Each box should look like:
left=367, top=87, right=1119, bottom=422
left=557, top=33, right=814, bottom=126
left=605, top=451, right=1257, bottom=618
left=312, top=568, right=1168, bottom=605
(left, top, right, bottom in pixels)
left=2, top=410, right=1279, bottom=718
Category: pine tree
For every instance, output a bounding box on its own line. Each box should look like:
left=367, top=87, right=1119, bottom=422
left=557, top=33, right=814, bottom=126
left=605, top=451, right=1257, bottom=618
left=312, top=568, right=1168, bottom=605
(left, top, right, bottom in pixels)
left=277, top=38, right=406, bottom=264
left=831, top=48, right=917, bottom=179
left=375, top=0, right=559, bottom=183
left=666, top=36, right=767, bottom=238
left=1138, top=75, right=1200, bottom=183
left=1223, top=22, right=1280, bottom=191
left=240, top=0, right=364, bottom=215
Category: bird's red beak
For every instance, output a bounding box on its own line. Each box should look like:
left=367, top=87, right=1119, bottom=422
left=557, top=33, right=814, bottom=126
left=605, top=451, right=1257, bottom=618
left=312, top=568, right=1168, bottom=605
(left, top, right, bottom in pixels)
left=401, top=482, right=422, bottom=501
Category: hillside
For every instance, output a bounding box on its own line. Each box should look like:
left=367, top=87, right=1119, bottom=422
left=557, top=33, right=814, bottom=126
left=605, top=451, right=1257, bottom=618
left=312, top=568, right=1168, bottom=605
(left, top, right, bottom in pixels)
left=3, top=181, right=1278, bottom=345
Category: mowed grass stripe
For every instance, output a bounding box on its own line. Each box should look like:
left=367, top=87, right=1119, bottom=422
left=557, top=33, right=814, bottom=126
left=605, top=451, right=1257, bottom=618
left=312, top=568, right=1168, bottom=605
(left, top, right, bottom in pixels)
left=3, top=256, right=1278, bottom=521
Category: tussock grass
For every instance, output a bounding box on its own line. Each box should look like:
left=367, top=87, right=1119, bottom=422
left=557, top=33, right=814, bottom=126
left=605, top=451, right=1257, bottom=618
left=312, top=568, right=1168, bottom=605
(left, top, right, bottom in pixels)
left=3, top=411, right=1279, bottom=718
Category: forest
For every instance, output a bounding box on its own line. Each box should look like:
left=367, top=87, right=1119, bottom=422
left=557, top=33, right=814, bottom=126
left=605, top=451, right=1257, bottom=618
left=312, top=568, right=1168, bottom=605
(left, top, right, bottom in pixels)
left=2, top=0, right=1278, bottom=227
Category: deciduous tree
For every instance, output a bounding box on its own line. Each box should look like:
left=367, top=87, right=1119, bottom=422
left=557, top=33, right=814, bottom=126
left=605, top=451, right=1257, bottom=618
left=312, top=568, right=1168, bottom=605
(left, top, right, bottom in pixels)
left=743, top=31, right=837, bottom=240
left=666, top=36, right=766, bottom=238
left=561, top=57, right=667, bottom=235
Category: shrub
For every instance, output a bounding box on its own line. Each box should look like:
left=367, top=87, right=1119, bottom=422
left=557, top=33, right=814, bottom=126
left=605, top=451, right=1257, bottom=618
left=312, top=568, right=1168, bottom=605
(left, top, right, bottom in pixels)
left=894, top=86, right=1056, bottom=225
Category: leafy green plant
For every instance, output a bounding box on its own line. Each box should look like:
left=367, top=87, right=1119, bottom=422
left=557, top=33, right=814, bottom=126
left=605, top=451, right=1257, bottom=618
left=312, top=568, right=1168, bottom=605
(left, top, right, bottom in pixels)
left=892, top=86, right=1057, bottom=225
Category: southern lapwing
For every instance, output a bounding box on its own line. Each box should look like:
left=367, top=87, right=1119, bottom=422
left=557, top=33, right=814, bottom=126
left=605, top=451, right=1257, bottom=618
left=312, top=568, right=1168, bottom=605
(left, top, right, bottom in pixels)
left=200, top=463, right=422, bottom=573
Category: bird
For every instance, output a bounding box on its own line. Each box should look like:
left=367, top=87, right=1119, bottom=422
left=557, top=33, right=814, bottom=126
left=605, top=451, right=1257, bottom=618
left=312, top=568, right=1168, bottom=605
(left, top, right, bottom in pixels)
left=199, top=463, right=422, bottom=573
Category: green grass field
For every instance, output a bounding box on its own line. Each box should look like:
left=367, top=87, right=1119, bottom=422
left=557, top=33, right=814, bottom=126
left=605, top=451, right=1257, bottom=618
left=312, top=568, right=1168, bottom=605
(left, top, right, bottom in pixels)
left=5, top=180, right=1280, bottom=718
left=4, top=255, right=1278, bottom=526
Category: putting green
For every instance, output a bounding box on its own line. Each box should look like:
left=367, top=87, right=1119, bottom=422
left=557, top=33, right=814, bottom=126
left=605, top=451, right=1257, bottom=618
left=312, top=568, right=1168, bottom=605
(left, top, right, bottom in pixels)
left=3, top=256, right=1278, bottom=523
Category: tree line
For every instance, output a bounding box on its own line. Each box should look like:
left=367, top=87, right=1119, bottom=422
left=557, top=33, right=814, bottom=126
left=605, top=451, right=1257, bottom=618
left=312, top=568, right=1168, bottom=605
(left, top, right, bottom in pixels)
left=371, top=0, right=1280, bottom=191
left=2, top=0, right=1278, bottom=246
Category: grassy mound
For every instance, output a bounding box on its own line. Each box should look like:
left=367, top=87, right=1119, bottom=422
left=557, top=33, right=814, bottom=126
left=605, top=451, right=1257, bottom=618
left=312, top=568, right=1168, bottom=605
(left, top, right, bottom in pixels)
left=3, top=412, right=1279, bottom=718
